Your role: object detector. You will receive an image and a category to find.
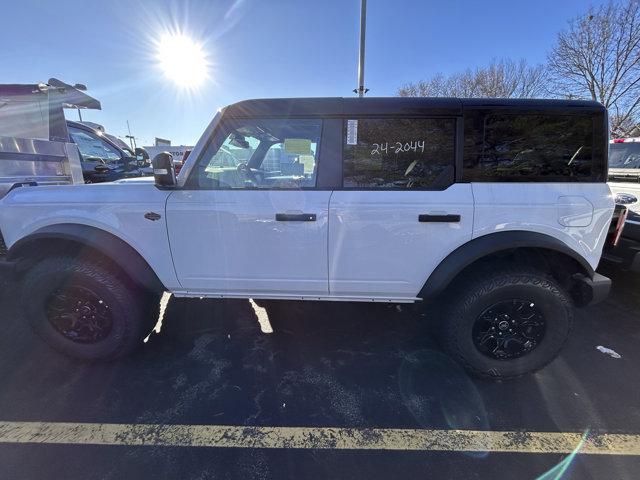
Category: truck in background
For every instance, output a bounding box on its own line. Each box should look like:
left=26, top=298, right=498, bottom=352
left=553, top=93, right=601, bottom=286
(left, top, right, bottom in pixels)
left=0, top=80, right=88, bottom=196
left=0, top=78, right=151, bottom=189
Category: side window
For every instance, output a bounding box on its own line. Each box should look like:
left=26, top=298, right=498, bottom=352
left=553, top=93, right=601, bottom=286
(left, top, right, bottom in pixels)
left=193, top=118, right=322, bottom=189
left=463, top=114, right=596, bottom=182
left=68, top=127, right=122, bottom=162
left=342, top=118, right=455, bottom=189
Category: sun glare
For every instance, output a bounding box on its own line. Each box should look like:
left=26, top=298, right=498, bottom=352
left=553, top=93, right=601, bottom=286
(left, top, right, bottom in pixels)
left=156, top=33, right=209, bottom=88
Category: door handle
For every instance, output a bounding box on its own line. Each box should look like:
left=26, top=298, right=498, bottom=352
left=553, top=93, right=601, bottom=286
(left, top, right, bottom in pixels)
left=418, top=214, right=461, bottom=223
left=275, top=213, right=317, bottom=222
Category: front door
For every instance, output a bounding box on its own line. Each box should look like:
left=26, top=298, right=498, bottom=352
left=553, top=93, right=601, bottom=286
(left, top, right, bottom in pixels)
left=166, top=117, right=330, bottom=296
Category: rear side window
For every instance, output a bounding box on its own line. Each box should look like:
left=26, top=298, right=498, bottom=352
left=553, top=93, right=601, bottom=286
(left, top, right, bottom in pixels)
left=463, top=114, right=600, bottom=182
left=343, top=118, right=455, bottom=189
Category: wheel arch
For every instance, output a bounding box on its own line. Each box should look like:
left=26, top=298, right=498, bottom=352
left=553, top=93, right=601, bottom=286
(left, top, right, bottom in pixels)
left=7, top=223, right=166, bottom=293
left=420, top=231, right=596, bottom=306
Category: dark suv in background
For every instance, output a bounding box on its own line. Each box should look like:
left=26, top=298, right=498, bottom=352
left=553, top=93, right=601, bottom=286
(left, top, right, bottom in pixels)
left=66, top=121, right=151, bottom=183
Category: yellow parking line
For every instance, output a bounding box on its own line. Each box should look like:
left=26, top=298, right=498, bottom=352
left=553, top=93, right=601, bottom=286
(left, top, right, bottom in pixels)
left=0, top=422, right=639, bottom=455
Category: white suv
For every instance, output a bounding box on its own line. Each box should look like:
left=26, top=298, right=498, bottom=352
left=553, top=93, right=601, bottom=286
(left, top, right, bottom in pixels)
left=0, top=98, right=616, bottom=378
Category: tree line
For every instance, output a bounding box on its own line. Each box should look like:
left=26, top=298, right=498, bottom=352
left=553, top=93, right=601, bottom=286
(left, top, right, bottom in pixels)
left=397, top=0, right=640, bottom=138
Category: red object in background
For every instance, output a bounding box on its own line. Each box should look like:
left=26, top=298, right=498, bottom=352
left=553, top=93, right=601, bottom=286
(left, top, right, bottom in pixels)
left=613, top=138, right=626, bottom=143
left=174, top=149, right=191, bottom=175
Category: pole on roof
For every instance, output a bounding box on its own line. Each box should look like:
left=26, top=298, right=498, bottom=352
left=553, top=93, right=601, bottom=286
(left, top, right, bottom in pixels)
left=354, top=0, right=368, bottom=98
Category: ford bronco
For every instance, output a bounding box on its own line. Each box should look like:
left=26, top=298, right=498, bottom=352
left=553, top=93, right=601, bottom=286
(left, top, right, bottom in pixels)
left=0, top=97, right=616, bottom=378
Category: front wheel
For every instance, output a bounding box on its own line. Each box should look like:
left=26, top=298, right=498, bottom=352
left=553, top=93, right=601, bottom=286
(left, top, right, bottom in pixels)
left=21, top=256, right=160, bottom=361
left=440, top=268, right=573, bottom=379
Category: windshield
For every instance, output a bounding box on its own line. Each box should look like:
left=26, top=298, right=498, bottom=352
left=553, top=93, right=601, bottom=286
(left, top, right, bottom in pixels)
left=68, top=126, right=122, bottom=163
left=609, top=142, right=640, bottom=169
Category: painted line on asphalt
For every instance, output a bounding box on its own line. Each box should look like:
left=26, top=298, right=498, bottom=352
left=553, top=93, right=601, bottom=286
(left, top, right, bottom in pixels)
left=250, top=299, right=273, bottom=333
left=0, top=422, right=639, bottom=455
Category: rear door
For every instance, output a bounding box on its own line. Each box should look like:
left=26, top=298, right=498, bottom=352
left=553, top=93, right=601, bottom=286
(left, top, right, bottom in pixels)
left=328, top=116, right=474, bottom=299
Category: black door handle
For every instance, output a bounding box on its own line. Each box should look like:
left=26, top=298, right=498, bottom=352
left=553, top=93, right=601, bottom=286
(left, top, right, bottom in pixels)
left=419, top=214, right=461, bottom=223
left=275, top=213, right=317, bottom=222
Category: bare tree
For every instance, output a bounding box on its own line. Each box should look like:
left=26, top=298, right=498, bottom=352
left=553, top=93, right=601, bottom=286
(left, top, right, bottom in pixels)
left=548, top=0, right=640, bottom=135
left=397, top=58, right=548, bottom=99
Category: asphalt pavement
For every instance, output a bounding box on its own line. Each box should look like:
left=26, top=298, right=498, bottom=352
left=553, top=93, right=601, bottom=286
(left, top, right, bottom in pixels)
left=0, top=263, right=639, bottom=479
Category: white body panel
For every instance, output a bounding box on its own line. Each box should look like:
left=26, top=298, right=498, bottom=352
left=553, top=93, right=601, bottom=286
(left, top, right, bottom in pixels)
left=0, top=182, right=614, bottom=301
left=166, top=190, right=331, bottom=296
left=0, top=183, right=179, bottom=290
left=472, top=183, right=614, bottom=271
left=328, top=185, right=474, bottom=297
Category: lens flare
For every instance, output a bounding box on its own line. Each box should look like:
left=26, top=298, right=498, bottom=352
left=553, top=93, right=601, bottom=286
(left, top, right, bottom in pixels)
left=156, top=33, right=209, bottom=88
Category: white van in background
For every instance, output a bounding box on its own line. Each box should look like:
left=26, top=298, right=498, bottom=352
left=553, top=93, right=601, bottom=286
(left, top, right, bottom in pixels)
left=607, top=138, right=640, bottom=270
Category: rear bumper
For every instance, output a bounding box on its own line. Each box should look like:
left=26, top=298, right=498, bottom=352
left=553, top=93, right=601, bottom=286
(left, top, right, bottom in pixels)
left=573, top=272, right=611, bottom=306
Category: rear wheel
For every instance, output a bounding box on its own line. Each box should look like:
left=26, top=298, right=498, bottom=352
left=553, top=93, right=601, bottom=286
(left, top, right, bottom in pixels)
left=440, top=267, right=573, bottom=379
left=21, top=256, right=160, bottom=361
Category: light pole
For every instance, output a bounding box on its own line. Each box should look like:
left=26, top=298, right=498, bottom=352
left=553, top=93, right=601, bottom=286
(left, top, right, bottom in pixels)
left=354, top=0, right=368, bottom=97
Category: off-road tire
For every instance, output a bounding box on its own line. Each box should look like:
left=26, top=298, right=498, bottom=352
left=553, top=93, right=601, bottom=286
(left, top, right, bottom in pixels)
left=440, top=267, right=573, bottom=379
left=21, top=256, right=160, bottom=361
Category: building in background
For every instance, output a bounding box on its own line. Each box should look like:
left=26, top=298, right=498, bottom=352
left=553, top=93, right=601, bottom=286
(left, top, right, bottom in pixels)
left=143, top=143, right=194, bottom=164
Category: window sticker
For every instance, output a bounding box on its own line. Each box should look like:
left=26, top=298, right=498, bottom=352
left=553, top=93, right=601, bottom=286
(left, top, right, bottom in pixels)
left=346, top=119, right=358, bottom=145
left=284, top=138, right=312, bottom=155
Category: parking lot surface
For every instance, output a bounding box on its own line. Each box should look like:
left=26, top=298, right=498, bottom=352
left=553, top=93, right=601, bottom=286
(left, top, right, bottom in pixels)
left=0, top=264, right=639, bottom=479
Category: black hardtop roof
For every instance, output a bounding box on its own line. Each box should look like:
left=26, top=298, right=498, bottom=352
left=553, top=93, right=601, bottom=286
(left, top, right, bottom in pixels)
left=224, top=97, right=605, bottom=117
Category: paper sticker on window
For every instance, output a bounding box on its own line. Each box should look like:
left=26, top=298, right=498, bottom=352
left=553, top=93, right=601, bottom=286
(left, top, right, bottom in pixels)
left=298, top=154, right=315, bottom=174
left=346, top=119, right=358, bottom=145
left=284, top=138, right=312, bottom=155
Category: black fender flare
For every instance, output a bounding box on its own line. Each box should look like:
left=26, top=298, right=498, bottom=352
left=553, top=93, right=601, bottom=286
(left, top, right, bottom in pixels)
left=419, top=230, right=594, bottom=301
left=8, top=224, right=166, bottom=293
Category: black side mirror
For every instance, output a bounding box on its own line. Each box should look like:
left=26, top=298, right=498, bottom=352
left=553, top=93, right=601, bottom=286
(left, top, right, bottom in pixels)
left=152, top=152, right=176, bottom=187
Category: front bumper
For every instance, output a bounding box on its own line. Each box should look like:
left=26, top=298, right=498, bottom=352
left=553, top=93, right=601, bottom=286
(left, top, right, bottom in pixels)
left=573, top=272, right=612, bottom=306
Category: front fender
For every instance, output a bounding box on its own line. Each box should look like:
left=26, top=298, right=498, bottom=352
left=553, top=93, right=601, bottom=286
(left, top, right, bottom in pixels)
left=8, top=224, right=167, bottom=293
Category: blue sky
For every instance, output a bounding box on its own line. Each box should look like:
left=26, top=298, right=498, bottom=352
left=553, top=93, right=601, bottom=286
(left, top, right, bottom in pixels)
left=1, top=0, right=608, bottom=146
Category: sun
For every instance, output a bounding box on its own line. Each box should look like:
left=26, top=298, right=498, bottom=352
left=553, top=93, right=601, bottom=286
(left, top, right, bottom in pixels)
left=156, top=33, right=209, bottom=88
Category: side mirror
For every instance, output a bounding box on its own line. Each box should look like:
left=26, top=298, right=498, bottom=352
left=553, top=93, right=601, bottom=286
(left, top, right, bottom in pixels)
left=152, top=152, right=176, bottom=187
left=615, top=192, right=638, bottom=205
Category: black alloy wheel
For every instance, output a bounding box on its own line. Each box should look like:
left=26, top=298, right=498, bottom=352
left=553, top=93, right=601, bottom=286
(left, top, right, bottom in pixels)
left=472, top=299, right=546, bottom=360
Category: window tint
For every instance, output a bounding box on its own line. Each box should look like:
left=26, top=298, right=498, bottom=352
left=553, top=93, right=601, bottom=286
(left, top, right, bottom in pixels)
left=193, top=118, right=321, bottom=189
left=343, top=118, right=455, bottom=189
left=463, top=114, right=596, bottom=182
left=68, top=126, right=122, bottom=162
left=609, top=142, right=640, bottom=169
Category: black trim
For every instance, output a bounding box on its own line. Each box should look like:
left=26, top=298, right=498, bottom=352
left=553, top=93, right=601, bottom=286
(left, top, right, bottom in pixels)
left=455, top=117, right=464, bottom=182
left=7, top=224, right=166, bottom=292
left=317, top=118, right=343, bottom=190
left=419, top=214, right=460, bottom=223
left=419, top=231, right=594, bottom=301
left=275, top=213, right=316, bottom=222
